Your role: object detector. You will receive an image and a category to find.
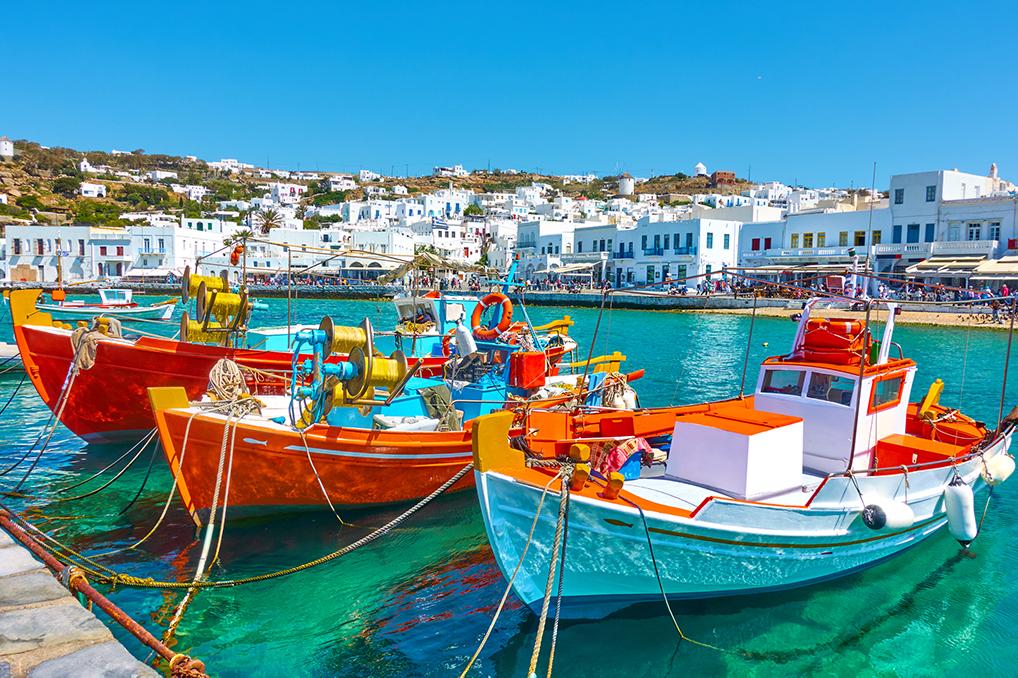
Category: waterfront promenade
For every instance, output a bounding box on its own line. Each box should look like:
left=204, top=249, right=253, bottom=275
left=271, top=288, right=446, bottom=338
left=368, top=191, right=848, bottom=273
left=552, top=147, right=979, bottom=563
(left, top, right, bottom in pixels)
left=0, top=526, right=156, bottom=677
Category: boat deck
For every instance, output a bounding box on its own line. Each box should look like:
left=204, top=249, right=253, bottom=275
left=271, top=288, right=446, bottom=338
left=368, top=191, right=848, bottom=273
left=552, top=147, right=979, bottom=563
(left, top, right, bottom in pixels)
left=625, top=471, right=826, bottom=510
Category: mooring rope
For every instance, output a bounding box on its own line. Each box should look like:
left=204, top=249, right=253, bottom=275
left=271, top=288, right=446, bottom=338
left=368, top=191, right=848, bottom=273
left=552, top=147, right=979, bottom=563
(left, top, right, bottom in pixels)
left=527, top=468, right=572, bottom=678
left=17, top=463, right=475, bottom=590
left=458, top=469, right=564, bottom=678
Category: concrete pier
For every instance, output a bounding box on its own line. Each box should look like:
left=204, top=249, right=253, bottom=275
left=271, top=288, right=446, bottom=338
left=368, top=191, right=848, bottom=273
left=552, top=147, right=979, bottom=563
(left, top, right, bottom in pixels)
left=0, top=527, right=157, bottom=678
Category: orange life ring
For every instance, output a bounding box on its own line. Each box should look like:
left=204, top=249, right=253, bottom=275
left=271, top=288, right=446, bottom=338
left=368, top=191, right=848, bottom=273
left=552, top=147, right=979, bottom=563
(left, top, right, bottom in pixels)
left=424, top=291, right=441, bottom=299
left=441, top=328, right=456, bottom=357
left=471, top=293, right=513, bottom=340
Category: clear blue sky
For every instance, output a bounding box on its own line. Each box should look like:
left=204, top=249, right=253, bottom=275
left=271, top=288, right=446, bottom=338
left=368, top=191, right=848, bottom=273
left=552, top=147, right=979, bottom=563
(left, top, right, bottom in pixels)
left=6, top=1, right=1017, bottom=187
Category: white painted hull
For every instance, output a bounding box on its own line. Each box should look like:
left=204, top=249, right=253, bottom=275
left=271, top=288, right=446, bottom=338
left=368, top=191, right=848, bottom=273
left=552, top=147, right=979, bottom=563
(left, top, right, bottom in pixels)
left=476, top=436, right=1008, bottom=619
left=37, top=303, right=174, bottom=321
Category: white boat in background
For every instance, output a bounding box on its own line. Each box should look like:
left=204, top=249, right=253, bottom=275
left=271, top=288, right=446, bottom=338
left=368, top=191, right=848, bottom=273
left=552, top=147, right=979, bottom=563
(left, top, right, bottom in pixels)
left=471, top=299, right=1017, bottom=619
left=37, top=288, right=175, bottom=321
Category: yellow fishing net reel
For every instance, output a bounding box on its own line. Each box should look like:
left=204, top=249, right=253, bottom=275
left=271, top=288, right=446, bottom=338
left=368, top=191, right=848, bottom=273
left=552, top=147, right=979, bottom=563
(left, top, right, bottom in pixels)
left=180, top=266, right=228, bottom=304
left=289, top=317, right=415, bottom=427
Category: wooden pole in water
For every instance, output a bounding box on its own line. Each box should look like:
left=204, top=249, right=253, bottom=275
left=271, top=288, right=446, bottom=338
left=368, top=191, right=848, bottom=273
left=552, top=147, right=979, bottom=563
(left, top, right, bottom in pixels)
left=998, top=296, right=1016, bottom=425
left=739, top=290, right=759, bottom=397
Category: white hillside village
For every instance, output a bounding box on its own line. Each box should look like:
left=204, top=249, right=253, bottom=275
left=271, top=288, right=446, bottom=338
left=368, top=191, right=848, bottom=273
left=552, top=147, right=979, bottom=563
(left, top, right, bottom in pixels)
left=4, top=143, right=1018, bottom=294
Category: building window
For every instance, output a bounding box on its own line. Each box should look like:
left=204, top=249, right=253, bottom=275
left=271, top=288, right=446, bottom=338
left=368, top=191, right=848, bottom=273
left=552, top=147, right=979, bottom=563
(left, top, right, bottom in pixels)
left=99, top=246, right=107, bottom=256
left=894, top=188, right=904, bottom=204
left=577, top=241, right=583, bottom=253
left=116, top=246, right=124, bottom=256
left=990, top=222, right=1001, bottom=241
left=706, top=232, right=714, bottom=248
left=924, top=224, right=935, bottom=242
left=926, top=185, right=936, bottom=202
left=673, top=233, right=680, bottom=249
left=892, top=225, right=902, bottom=243
left=817, top=232, right=826, bottom=247
left=705, top=264, right=712, bottom=275
left=663, top=234, right=670, bottom=250
left=802, top=232, right=814, bottom=248
left=751, top=237, right=761, bottom=251
left=872, top=231, right=882, bottom=245
left=764, top=237, right=772, bottom=249
left=158, top=238, right=165, bottom=252
left=967, top=223, right=982, bottom=241
left=854, top=231, right=866, bottom=246
left=906, top=224, right=920, bottom=243
left=839, top=231, right=848, bottom=246
left=653, top=234, right=661, bottom=249
left=685, top=233, right=693, bottom=249
left=143, top=238, right=151, bottom=253
left=723, top=233, right=730, bottom=249
left=790, top=233, right=800, bottom=248
left=641, top=235, right=647, bottom=250
left=646, top=265, right=654, bottom=282
left=78, top=240, right=85, bottom=256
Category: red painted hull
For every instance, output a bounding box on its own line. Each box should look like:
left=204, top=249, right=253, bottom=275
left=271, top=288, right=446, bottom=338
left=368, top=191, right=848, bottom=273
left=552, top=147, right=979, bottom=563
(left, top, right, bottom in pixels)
left=154, top=407, right=477, bottom=521
left=13, top=324, right=446, bottom=443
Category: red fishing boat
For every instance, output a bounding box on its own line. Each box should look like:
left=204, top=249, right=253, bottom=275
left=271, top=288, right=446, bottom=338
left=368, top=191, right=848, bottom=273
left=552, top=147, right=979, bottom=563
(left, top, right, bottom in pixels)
left=8, top=289, right=449, bottom=443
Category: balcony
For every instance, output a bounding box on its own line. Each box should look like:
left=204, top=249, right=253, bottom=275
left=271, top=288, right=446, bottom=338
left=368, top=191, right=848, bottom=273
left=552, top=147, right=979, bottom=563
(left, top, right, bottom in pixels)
left=616, top=250, right=634, bottom=259
left=672, top=246, right=697, bottom=255
left=643, top=247, right=665, bottom=256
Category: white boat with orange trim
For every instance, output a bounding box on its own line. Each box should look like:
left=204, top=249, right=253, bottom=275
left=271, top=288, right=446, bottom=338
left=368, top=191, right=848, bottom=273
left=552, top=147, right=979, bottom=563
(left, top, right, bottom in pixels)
left=470, top=299, right=1017, bottom=619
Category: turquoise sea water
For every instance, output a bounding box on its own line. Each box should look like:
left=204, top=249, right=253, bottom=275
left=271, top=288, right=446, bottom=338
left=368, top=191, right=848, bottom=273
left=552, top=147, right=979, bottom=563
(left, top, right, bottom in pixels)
left=2, top=295, right=1018, bottom=676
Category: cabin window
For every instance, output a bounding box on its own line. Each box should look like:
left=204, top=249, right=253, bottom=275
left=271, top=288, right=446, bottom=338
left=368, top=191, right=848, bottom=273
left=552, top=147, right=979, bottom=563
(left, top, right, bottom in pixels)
left=806, top=373, right=855, bottom=406
left=869, top=373, right=905, bottom=413
left=761, top=369, right=805, bottom=395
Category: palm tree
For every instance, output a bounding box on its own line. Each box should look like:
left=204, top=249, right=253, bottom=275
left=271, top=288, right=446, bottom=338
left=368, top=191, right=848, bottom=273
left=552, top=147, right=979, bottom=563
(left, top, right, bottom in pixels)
left=254, top=207, right=284, bottom=234
left=225, top=228, right=254, bottom=245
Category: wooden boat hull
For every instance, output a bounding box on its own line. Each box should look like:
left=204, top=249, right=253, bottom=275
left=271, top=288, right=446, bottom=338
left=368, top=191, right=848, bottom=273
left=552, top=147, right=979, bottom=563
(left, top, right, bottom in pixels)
left=10, top=289, right=448, bottom=443
left=153, top=405, right=476, bottom=524
left=37, top=302, right=175, bottom=320
left=472, top=411, right=1010, bottom=619
left=13, top=324, right=297, bottom=443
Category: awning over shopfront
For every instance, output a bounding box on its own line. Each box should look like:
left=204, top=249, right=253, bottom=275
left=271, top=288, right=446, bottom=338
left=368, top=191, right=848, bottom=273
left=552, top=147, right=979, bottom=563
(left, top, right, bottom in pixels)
left=535, top=262, right=597, bottom=276
left=905, top=255, right=986, bottom=277
left=971, top=256, right=1018, bottom=281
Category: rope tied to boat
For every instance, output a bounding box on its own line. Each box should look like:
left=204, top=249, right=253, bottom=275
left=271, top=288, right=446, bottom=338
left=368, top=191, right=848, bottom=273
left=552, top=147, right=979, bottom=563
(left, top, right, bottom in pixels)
left=528, top=466, right=572, bottom=678
left=19, top=463, right=476, bottom=591
left=459, top=469, right=565, bottom=678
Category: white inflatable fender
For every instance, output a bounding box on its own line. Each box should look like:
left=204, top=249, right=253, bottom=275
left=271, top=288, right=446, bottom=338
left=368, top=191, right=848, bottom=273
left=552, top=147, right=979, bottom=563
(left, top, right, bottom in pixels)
left=861, top=499, right=915, bottom=530
left=982, top=454, right=1015, bottom=486
left=944, top=475, right=978, bottom=546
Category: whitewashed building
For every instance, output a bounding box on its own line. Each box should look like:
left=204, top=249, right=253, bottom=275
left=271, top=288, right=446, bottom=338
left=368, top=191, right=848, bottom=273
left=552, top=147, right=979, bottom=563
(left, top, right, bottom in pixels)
left=80, top=182, right=107, bottom=198
left=0, top=136, right=14, bottom=159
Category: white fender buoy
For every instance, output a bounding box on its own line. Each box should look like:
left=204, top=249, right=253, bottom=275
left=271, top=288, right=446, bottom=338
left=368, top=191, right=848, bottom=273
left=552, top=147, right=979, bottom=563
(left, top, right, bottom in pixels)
left=622, top=386, right=637, bottom=410
left=944, top=476, right=978, bottom=546
left=982, top=454, right=1016, bottom=486
left=861, top=500, right=915, bottom=530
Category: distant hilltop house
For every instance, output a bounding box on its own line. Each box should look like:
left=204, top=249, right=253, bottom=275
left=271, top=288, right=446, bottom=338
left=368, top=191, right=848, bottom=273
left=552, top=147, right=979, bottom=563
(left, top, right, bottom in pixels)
left=149, top=169, right=178, bottom=182
left=711, top=171, right=737, bottom=187
left=328, top=175, right=358, bottom=192
left=80, top=182, right=107, bottom=198
left=694, top=162, right=708, bottom=177
left=359, top=169, right=382, bottom=182
left=0, top=136, right=14, bottom=159
left=433, top=164, right=468, bottom=178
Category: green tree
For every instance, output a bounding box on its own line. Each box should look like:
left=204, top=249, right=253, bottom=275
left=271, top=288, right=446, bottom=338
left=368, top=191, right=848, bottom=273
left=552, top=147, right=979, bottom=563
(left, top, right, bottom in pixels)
left=52, top=176, right=82, bottom=197
left=74, top=200, right=124, bottom=226
left=254, top=207, right=284, bottom=234
left=464, top=203, right=484, bottom=216
left=225, top=229, right=254, bottom=245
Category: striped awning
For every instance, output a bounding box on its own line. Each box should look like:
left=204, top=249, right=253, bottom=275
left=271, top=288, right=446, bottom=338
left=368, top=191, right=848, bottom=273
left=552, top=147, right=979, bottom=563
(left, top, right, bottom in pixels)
left=906, top=255, right=985, bottom=275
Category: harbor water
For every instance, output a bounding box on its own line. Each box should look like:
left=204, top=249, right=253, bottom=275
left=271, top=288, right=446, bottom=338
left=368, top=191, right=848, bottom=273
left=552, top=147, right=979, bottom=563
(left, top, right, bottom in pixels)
left=2, top=296, right=1018, bottom=676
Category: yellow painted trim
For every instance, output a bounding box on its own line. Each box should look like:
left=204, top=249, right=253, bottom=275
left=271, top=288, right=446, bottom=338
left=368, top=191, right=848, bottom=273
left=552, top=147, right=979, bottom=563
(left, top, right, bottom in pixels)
left=918, top=378, right=944, bottom=420
left=9, top=289, right=51, bottom=328
left=471, top=411, right=522, bottom=473
left=147, top=386, right=190, bottom=414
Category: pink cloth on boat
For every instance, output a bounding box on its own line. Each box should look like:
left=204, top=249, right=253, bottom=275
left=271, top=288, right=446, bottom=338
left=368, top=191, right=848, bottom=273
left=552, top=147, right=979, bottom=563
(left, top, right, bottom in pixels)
left=589, top=437, right=651, bottom=476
